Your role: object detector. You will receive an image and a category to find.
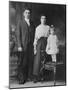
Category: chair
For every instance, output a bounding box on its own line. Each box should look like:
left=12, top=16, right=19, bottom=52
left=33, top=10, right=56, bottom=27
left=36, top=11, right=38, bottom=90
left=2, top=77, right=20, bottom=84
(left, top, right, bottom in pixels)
left=40, top=50, right=64, bottom=86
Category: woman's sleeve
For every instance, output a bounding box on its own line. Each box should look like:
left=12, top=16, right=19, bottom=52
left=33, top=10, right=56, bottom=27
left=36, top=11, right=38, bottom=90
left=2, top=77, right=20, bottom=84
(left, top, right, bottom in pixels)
left=33, top=28, right=38, bottom=46
left=46, top=37, right=50, bottom=52
left=47, top=26, right=50, bottom=37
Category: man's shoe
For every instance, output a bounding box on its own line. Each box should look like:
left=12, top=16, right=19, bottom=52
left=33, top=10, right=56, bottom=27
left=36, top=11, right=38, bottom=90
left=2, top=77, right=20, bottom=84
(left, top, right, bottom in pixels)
left=19, top=80, right=26, bottom=84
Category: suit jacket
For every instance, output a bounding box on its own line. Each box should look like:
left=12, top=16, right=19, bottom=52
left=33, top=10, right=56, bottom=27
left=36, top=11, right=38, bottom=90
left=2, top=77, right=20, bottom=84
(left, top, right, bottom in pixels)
left=16, top=19, right=35, bottom=51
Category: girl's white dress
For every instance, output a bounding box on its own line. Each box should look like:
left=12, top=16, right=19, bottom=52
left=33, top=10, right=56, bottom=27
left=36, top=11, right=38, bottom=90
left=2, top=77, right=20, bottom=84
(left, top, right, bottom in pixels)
left=46, top=34, right=59, bottom=55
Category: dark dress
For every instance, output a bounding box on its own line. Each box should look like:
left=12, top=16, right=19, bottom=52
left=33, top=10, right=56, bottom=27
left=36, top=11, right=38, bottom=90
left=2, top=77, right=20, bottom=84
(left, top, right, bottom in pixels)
left=33, top=37, right=47, bottom=76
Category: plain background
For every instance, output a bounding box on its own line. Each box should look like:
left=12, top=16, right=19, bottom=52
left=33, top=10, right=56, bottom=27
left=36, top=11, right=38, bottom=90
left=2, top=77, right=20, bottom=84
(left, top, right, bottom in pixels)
left=9, top=1, right=66, bottom=82
left=0, top=0, right=68, bottom=90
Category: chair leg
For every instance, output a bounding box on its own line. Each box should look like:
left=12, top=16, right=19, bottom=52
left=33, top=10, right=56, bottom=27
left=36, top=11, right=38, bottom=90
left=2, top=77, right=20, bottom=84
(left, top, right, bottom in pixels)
left=54, top=66, right=56, bottom=86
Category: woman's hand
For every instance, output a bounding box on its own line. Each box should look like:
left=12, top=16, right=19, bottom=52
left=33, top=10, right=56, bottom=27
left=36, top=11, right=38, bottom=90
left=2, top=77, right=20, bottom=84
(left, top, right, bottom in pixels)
left=34, top=45, right=37, bottom=55
left=34, top=49, right=37, bottom=55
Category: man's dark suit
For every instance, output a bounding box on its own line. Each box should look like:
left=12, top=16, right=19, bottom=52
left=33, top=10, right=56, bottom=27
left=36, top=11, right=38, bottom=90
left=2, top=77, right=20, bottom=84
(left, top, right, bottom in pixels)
left=16, top=19, right=35, bottom=82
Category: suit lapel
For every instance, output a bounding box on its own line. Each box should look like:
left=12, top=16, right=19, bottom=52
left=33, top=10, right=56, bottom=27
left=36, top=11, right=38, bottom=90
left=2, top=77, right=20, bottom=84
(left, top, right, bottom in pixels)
left=22, top=19, right=33, bottom=33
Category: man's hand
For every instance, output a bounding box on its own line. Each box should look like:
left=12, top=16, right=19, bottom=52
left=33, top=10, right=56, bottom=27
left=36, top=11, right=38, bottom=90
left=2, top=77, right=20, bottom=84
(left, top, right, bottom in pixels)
left=18, top=47, right=22, bottom=52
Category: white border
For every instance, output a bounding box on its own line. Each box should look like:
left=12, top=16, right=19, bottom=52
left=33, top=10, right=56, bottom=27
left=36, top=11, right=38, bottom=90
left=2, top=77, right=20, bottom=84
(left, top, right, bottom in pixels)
left=10, top=0, right=67, bottom=4
left=0, top=0, right=67, bottom=90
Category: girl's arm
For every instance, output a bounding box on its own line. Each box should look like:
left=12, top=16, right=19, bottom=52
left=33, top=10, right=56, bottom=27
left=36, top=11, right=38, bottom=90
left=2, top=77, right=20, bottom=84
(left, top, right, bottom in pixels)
left=56, top=35, right=59, bottom=47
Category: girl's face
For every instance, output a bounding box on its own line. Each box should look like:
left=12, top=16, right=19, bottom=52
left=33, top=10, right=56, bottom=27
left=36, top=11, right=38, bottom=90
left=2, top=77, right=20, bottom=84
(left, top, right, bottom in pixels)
left=50, top=28, right=54, bottom=35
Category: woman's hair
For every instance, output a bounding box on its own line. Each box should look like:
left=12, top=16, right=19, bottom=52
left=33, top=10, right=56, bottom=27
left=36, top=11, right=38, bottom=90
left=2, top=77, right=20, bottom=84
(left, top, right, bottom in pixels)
left=40, top=14, right=47, bottom=19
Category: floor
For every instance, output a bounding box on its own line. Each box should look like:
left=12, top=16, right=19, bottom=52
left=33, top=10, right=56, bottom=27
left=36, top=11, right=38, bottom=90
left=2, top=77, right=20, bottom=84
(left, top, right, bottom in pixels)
left=10, top=80, right=66, bottom=89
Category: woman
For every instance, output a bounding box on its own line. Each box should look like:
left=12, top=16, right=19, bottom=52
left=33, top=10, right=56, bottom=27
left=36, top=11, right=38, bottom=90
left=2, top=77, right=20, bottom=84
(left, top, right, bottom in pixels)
left=33, top=15, right=50, bottom=82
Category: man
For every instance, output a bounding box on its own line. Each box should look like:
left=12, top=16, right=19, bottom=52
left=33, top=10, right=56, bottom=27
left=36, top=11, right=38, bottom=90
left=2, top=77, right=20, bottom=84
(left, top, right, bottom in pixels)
left=33, top=15, right=50, bottom=82
left=17, top=8, right=35, bottom=84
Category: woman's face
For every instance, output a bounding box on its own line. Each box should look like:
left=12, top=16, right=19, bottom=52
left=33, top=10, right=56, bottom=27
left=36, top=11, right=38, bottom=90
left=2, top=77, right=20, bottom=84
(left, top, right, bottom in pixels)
left=40, top=16, right=46, bottom=24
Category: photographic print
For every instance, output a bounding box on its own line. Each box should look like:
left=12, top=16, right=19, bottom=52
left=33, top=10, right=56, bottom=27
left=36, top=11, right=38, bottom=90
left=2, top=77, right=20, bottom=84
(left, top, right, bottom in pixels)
left=9, top=1, right=66, bottom=89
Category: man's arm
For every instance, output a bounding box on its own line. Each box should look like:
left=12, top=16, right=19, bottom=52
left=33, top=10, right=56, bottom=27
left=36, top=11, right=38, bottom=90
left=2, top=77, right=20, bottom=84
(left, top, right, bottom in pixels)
left=16, top=20, right=22, bottom=51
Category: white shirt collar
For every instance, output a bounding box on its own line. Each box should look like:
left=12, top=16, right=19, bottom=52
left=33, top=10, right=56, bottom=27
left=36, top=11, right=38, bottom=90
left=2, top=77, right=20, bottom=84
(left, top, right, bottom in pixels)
left=25, top=18, right=30, bottom=26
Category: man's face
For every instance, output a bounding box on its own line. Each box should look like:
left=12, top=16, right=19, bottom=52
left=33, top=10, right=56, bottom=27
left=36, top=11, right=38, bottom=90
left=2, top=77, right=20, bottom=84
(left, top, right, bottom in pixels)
left=23, top=9, right=30, bottom=19
left=40, top=16, right=46, bottom=24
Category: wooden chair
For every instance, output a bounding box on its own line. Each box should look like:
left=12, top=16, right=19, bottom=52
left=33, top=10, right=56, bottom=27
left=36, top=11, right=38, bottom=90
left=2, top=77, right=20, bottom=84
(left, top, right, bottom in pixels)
left=40, top=50, right=64, bottom=86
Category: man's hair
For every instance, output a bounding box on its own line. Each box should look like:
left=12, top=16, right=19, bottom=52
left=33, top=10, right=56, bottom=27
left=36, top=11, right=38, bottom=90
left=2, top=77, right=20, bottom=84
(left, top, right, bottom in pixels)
left=23, top=7, right=32, bottom=13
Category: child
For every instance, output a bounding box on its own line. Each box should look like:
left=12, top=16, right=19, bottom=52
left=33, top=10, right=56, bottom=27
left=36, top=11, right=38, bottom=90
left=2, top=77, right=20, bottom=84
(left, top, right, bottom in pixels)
left=46, top=25, right=59, bottom=62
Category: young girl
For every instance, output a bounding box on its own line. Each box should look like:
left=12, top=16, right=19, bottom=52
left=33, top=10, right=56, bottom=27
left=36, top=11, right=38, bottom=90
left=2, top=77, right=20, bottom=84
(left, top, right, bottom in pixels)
left=46, top=25, right=59, bottom=62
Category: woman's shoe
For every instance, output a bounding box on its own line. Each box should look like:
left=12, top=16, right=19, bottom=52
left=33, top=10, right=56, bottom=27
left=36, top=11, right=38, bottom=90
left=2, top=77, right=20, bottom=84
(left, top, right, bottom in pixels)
left=33, top=79, right=38, bottom=83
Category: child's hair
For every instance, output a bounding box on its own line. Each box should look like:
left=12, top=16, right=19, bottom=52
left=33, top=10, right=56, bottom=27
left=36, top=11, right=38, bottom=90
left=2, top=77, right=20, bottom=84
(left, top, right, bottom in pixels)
left=50, top=25, right=55, bottom=30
